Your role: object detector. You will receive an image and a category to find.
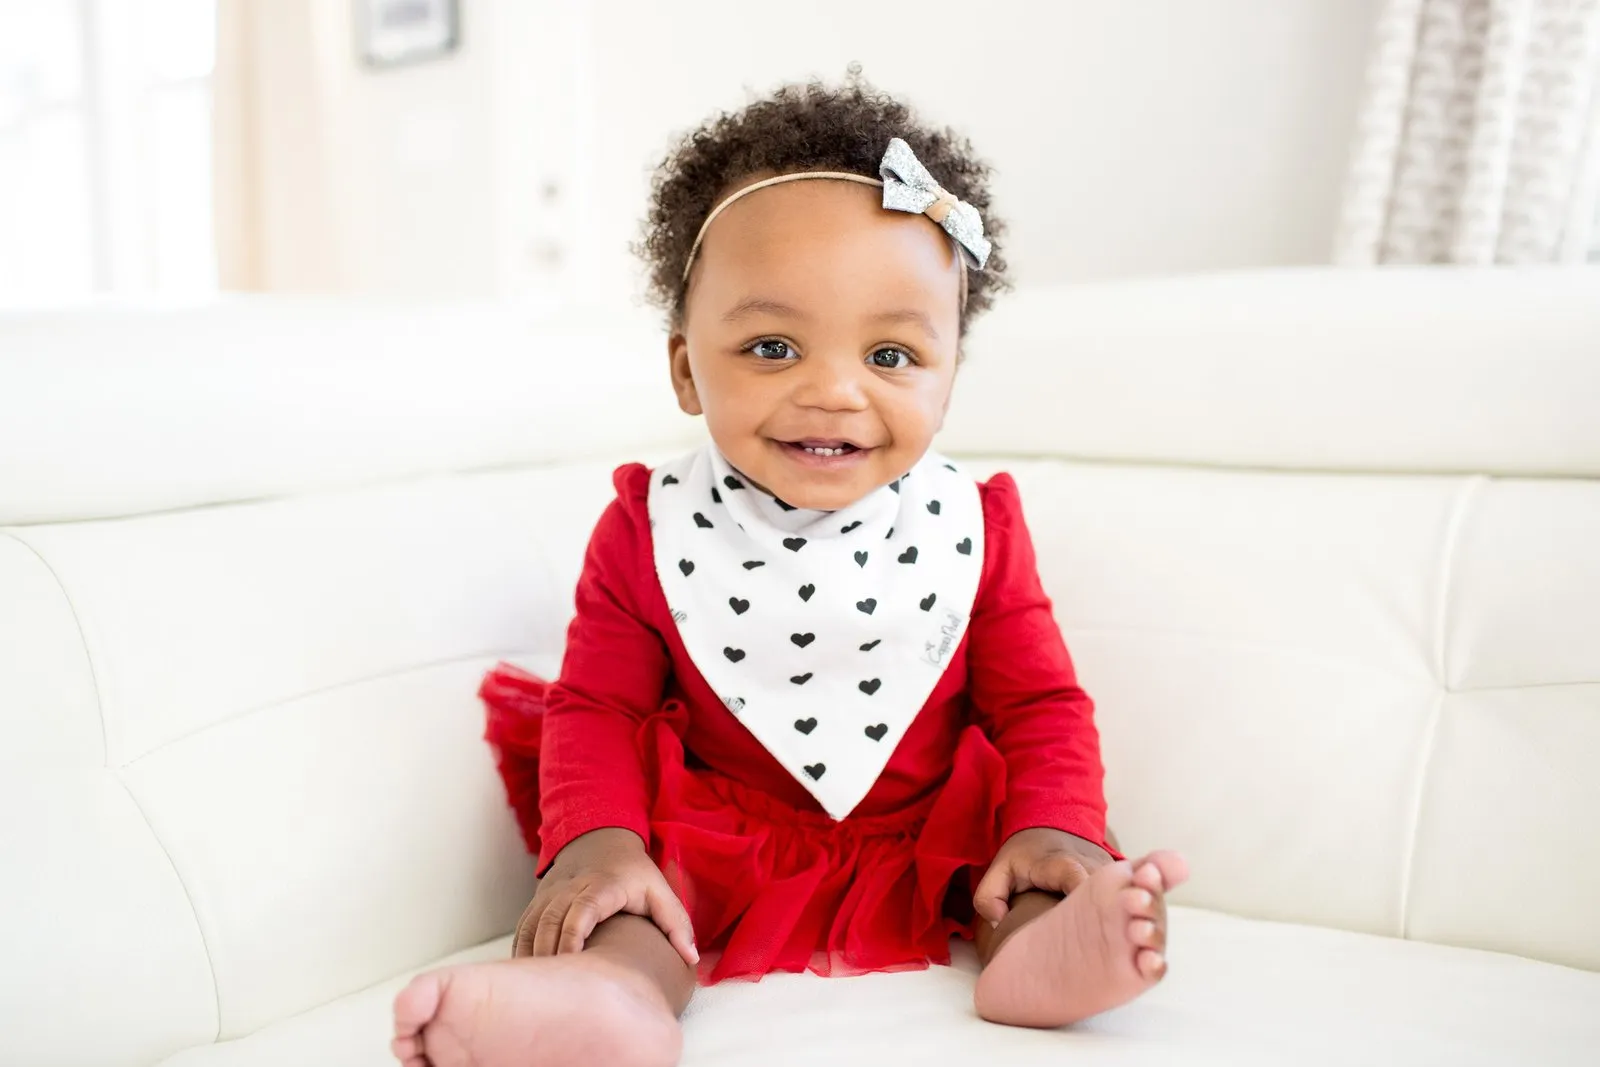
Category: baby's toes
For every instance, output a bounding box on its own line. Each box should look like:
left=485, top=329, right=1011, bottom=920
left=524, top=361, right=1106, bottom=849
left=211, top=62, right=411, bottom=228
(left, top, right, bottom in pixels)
left=1128, top=917, right=1166, bottom=954
left=1133, top=860, right=1165, bottom=894
left=1136, top=948, right=1168, bottom=981
left=1119, top=885, right=1158, bottom=922
left=390, top=1035, right=426, bottom=1067
left=1140, top=850, right=1189, bottom=891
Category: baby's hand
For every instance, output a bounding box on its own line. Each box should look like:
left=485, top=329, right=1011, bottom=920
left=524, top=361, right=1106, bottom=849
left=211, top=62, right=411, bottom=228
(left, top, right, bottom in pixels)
left=972, top=826, right=1116, bottom=927
left=514, top=827, right=699, bottom=967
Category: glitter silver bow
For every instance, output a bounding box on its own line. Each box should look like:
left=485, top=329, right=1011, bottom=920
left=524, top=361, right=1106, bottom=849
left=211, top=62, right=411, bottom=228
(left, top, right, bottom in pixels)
left=879, top=138, right=992, bottom=270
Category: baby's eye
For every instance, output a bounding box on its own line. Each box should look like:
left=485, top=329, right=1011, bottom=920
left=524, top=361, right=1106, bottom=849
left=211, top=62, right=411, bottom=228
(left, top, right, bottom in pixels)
left=749, top=339, right=796, bottom=361
left=869, top=347, right=912, bottom=370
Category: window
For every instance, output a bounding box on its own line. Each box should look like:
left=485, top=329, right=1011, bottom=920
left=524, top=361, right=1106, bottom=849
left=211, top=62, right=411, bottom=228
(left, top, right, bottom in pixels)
left=0, top=0, right=216, bottom=308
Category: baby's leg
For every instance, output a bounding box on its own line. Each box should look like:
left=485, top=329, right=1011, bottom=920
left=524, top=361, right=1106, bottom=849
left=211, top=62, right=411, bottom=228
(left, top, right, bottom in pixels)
left=391, top=912, right=693, bottom=1067
left=972, top=851, right=1188, bottom=1028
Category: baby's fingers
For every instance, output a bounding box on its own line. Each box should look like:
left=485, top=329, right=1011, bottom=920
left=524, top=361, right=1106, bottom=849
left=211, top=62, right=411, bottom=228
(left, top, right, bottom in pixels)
left=1027, top=852, right=1093, bottom=896
left=643, top=881, right=700, bottom=968
left=971, top=859, right=1016, bottom=927
left=530, top=892, right=574, bottom=957
left=512, top=894, right=545, bottom=957
left=558, top=881, right=628, bottom=954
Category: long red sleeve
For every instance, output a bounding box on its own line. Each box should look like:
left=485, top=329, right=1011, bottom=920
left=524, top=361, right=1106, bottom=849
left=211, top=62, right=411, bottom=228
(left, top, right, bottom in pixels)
left=536, top=471, right=668, bottom=871
left=967, top=473, right=1114, bottom=853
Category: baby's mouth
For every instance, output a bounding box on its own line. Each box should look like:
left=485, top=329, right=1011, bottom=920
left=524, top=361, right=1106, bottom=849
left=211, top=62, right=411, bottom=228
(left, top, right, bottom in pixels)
left=782, top=439, right=865, bottom=458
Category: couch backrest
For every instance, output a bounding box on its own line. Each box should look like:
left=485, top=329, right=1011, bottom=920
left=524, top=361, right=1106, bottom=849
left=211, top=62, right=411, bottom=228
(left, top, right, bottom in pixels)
left=3, top=271, right=1597, bottom=1065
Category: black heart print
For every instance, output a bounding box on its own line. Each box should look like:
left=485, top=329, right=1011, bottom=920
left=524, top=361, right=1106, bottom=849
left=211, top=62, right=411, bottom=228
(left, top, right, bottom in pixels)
left=885, top=527, right=894, bottom=540
left=943, top=463, right=957, bottom=472
left=665, top=455, right=978, bottom=790
left=889, top=479, right=901, bottom=494
left=662, top=474, right=680, bottom=485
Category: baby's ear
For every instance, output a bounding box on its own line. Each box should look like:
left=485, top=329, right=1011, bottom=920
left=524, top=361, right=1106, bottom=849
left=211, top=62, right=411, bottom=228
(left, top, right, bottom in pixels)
left=668, top=333, right=703, bottom=416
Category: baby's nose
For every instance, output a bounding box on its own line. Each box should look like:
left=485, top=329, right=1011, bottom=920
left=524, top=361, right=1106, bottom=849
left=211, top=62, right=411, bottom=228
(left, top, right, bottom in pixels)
left=793, top=356, right=870, bottom=411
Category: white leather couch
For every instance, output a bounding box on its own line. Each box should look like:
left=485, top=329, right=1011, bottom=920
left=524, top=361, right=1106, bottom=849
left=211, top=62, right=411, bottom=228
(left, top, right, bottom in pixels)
left=3, top=269, right=1598, bottom=1066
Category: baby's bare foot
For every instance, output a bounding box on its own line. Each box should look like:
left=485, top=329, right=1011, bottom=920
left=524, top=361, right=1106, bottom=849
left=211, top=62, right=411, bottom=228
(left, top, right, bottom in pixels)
left=391, top=953, right=682, bottom=1067
left=974, top=851, right=1189, bottom=1028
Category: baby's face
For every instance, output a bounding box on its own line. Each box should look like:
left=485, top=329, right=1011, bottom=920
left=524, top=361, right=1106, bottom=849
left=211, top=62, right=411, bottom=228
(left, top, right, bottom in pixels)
left=670, top=179, right=963, bottom=511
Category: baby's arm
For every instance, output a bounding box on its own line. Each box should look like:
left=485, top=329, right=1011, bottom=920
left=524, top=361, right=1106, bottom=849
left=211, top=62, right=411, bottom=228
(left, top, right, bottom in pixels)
left=533, top=479, right=695, bottom=964
left=967, top=475, right=1115, bottom=854
left=538, top=492, right=669, bottom=865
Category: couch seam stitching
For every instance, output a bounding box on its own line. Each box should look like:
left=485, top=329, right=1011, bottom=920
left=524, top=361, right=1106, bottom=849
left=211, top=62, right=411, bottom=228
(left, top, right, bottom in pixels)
left=1447, top=678, right=1600, bottom=693
left=115, top=772, right=224, bottom=1043
left=1398, top=475, right=1485, bottom=940
left=1397, top=691, right=1445, bottom=942
left=0, top=530, right=112, bottom=762
left=118, top=648, right=545, bottom=769
left=1058, top=623, right=1434, bottom=685
left=0, top=529, right=224, bottom=1042
left=0, top=449, right=695, bottom=527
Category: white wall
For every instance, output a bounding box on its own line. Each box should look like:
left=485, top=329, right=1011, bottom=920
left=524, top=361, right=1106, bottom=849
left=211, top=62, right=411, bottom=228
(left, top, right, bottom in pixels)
left=329, top=0, right=501, bottom=298
left=547, top=0, right=1385, bottom=306
left=313, top=0, right=1385, bottom=307
left=335, top=21, right=500, bottom=297
left=212, top=0, right=501, bottom=298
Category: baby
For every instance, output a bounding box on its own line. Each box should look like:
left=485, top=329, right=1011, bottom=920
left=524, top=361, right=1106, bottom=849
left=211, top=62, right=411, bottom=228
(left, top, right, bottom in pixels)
left=392, top=71, right=1186, bottom=1067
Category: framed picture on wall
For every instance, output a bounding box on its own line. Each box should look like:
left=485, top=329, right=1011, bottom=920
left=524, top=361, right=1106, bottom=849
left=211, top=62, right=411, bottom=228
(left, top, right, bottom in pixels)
left=360, top=0, right=460, bottom=68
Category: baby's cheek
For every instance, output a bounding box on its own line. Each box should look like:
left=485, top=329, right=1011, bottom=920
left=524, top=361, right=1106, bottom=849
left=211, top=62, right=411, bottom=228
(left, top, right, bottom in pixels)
left=893, top=389, right=950, bottom=447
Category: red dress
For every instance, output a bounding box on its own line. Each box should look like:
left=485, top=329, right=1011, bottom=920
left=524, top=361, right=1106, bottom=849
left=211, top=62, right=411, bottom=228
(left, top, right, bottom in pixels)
left=481, top=464, right=1114, bottom=983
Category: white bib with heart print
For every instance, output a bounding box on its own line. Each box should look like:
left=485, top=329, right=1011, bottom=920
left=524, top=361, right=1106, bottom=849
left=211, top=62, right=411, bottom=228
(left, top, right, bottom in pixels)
left=647, top=445, right=985, bottom=820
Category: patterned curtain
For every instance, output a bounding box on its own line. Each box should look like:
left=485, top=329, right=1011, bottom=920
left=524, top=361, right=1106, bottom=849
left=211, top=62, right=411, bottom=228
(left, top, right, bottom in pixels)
left=1336, top=0, right=1600, bottom=265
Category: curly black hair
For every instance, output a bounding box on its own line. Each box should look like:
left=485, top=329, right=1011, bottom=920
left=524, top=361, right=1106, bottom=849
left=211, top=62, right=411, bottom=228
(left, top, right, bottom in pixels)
left=637, top=67, right=1010, bottom=334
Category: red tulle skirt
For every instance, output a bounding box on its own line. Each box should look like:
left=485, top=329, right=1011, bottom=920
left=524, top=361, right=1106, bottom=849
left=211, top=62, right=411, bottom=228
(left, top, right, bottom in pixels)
left=480, top=662, right=1007, bottom=984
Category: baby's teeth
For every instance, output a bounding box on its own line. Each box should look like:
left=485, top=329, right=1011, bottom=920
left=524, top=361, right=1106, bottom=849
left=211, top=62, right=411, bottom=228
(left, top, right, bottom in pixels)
left=805, top=446, right=844, bottom=456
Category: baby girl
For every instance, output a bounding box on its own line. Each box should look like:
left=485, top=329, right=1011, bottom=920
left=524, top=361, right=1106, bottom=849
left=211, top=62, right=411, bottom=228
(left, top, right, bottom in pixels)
left=392, top=71, right=1186, bottom=1067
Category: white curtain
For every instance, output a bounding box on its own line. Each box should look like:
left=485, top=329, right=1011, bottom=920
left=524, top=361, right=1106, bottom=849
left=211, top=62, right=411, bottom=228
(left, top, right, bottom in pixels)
left=212, top=0, right=350, bottom=291
left=1336, top=0, right=1600, bottom=265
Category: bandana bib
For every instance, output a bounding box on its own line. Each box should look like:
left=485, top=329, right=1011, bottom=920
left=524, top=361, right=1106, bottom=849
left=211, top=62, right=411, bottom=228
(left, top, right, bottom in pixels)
left=648, top=446, right=985, bottom=819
